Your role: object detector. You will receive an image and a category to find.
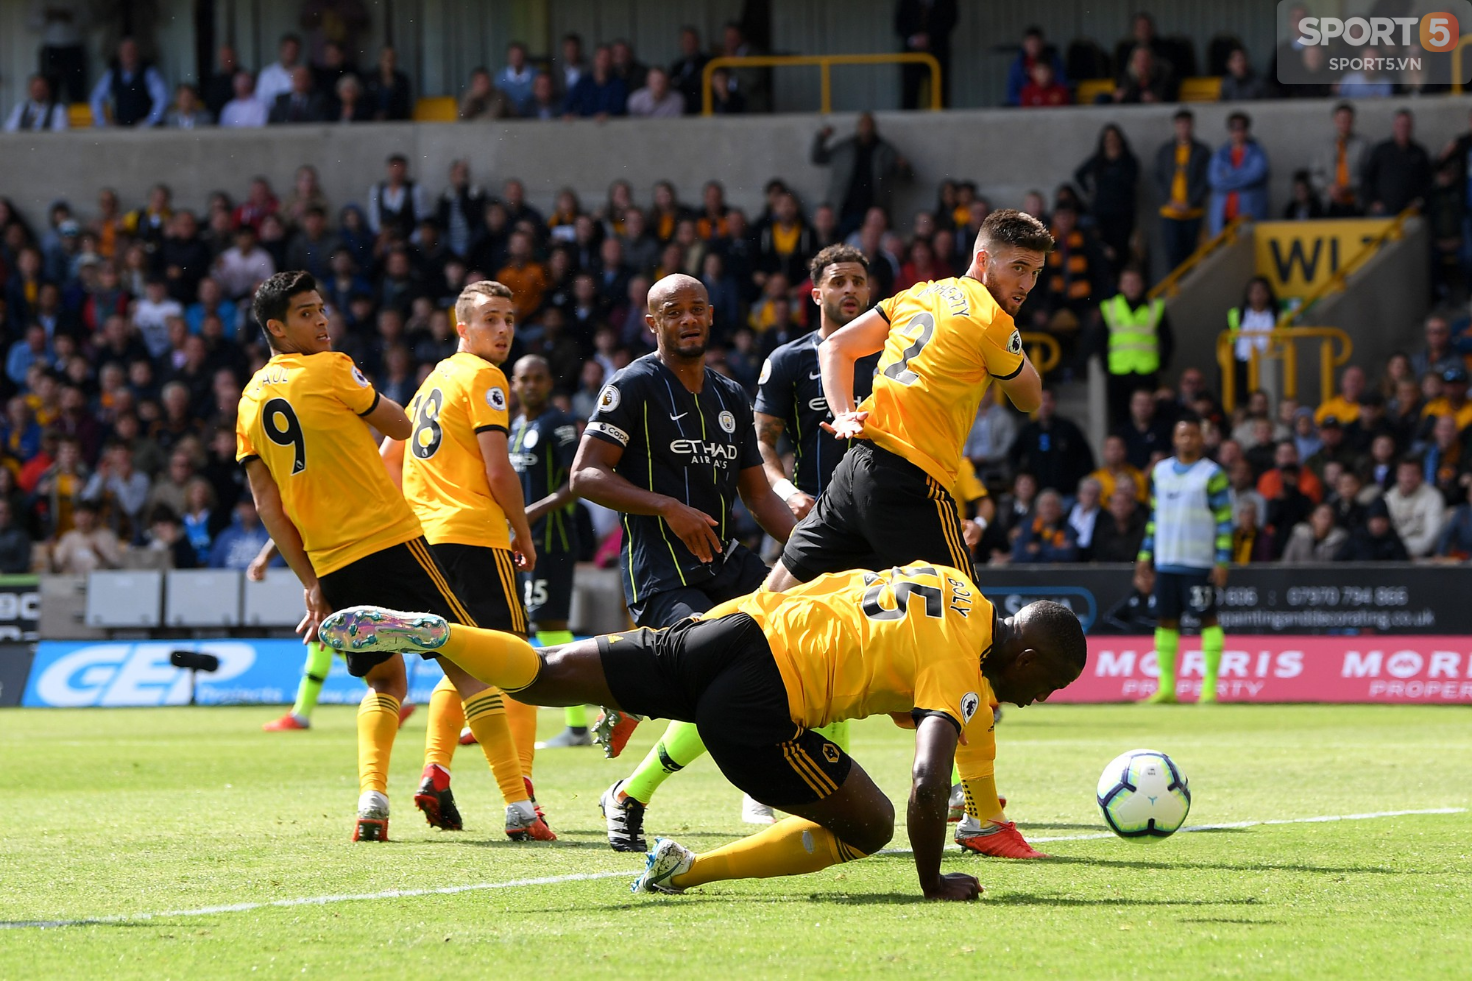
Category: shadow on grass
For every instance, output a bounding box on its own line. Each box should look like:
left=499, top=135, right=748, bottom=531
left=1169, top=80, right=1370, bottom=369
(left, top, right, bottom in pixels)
left=1177, top=917, right=1283, bottom=925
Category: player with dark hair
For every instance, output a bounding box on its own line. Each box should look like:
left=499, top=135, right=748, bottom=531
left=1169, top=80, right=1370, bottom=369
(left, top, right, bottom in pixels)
left=745, top=242, right=877, bottom=822
left=570, top=273, right=795, bottom=851
left=379, top=279, right=553, bottom=841
left=508, top=353, right=588, bottom=749
left=1135, top=414, right=1233, bottom=704
left=761, top=208, right=1054, bottom=857
left=318, top=569, right=1086, bottom=900
left=239, top=270, right=514, bottom=841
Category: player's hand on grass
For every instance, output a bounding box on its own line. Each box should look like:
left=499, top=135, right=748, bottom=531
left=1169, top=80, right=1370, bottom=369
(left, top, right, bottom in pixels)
left=660, top=499, right=722, bottom=563
left=511, top=533, right=537, bottom=573
left=784, top=490, right=816, bottom=521
left=299, top=583, right=331, bottom=644
left=821, top=410, right=868, bottom=441
left=923, top=872, right=982, bottom=901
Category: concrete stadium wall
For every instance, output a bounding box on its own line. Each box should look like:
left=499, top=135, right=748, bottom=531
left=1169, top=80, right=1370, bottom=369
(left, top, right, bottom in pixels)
left=4, top=97, right=1470, bottom=238
left=1162, top=230, right=1260, bottom=390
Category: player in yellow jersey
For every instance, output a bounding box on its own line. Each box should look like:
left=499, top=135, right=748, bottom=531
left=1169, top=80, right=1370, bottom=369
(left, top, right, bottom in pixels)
left=380, top=280, right=553, bottom=842
left=238, top=270, right=514, bottom=842
left=318, top=564, right=1084, bottom=899
left=764, top=209, right=1053, bottom=594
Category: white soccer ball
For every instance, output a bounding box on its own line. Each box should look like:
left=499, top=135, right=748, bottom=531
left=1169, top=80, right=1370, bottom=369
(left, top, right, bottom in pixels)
left=1096, top=748, right=1191, bottom=841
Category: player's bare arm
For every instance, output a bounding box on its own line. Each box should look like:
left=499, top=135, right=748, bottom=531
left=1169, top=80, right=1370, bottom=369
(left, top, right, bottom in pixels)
left=480, top=428, right=537, bottom=572
left=244, top=458, right=330, bottom=642
left=525, top=479, right=576, bottom=528
left=995, top=355, right=1043, bottom=414
left=361, top=394, right=412, bottom=441
left=378, top=435, right=406, bottom=489
left=910, top=714, right=982, bottom=900
left=818, top=308, right=889, bottom=439
left=754, top=411, right=814, bottom=520
left=736, top=464, right=796, bottom=544
left=246, top=539, right=277, bottom=582
left=571, top=432, right=721, bottom=562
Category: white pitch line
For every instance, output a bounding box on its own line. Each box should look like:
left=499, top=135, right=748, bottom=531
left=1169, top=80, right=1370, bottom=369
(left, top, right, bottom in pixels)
left=4, top=806, right=1463, bottom=930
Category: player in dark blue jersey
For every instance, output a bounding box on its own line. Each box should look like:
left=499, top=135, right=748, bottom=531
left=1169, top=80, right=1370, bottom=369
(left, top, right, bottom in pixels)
left=745, top=244, right=876, bottom=822
left=571, top=273, right=795, bottom=851
left=509, top=354, right=589, bottom=749
left=754, top=245, right=880, bottom=517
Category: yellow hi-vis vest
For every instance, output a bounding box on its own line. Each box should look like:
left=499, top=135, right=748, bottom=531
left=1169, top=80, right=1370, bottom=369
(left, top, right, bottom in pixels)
left=1101, top=295, right=1163, bottom=375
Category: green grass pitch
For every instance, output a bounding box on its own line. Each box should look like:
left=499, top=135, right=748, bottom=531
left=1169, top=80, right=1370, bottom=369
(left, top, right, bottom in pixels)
left=2, top=703, right=1469, bottom=979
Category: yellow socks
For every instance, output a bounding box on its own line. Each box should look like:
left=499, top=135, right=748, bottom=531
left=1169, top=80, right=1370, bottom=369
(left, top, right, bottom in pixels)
left=424, top=675, right=463, bottom=769
left=357, top=689, right=401, bottom=795
left=463, top=686, right=526, bottom=805
left=674, top=817, right=867, bottom=888
left=505, top=697, right=539, bottom=778
left=440, top=625, right=542, bottom=692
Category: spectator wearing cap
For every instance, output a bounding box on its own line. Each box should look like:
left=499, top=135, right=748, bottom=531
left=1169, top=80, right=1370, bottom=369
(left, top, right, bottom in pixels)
left=1208, top=112, right=1270, bottom=235
left=89, top=38, right=168, bottom=128
left=1346, top=391, right=1396, bottom=454
left=1384, top=457, right=1445, bottom=557
left=4, top=75, right=68, bottom=132
left=1315, top=365, right=1366, bottom=426
left=1335, top=498, right=1409, bottom=561
left=1304, top=416, right=1362, bottom=484
left=1419, top=365, right=1472, bottom=438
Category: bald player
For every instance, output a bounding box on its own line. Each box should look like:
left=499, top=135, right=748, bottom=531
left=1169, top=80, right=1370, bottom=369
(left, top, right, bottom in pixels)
left=569, top=273, right=795, bottom=851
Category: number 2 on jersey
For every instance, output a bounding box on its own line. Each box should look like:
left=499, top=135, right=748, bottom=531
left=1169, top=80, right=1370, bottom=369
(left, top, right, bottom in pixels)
left=860, top=565, right=943, bottom=621
left=263, top=398, right=306, bottom=474
left=882, top=312, right=935, bottom=386
left=412, top=389, right=444, bottom=460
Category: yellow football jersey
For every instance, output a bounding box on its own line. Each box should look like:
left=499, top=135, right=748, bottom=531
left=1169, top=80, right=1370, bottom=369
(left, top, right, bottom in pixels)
left=712, top=564, right=996, bottom=736
left=402, top=352, right=512, bottom=549
left=237, top=352, right=422, bottom=576
left=862, top=277, right=1024, bottom=487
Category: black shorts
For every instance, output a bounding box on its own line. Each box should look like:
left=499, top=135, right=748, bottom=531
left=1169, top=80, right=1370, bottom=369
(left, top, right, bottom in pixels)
left=599, top=613, right=853, bottom=807
left=629, top=542, right=769, bottom=629
left=1154, top=569, right=1218, bottom=622
left=780, top=442, right=972, bottom=583
left=519, top=548, right=575, bottom=626
left=318, top=537, right=478, bottom=677
left=432, top=542, right=528, bottom=635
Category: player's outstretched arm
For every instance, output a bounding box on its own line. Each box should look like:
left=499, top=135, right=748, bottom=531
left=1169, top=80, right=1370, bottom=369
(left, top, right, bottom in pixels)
left=479, top=429, right=537, bottom=571
left=819, top=309, right=890, bottom=439
left=362, top=395, right=412, bottom=441
left=244, top=459, right=329, bottom=642
left=910, top=715, right=981, bottom=901
left=737, top=464, right=796, bottom=544
left=571, top=433, right=722, bottom=562
left=994, top=355, right=1042, bottom=414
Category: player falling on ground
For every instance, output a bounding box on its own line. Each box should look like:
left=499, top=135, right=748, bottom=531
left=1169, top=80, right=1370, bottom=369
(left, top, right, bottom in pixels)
left=508, top=354, right=590, bottom=750
left=317, top=565, right=1085, bottom=900
left=1134, top=413, right=1232, bottom=704
left=762, top=209, right=1053, bottom=858
left=747, top=243, right=880, bottom=822
left=379, top=280, right=553, bottom=841
left=239, top=270, right=522, bottom=842
left=570, top=273, right=795, bottom=851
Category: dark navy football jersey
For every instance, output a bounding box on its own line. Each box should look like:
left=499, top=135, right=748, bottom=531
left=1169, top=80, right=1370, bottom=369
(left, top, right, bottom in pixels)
left=510, top=407, right=581, bottom=556
left=583, top=352, right=763, bottom=605
left=753, top=331, right=882, bottom=497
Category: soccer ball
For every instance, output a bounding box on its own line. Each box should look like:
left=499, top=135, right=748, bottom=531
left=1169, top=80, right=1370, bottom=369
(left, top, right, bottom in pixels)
left=1096, top=749, right=1191, bottom=841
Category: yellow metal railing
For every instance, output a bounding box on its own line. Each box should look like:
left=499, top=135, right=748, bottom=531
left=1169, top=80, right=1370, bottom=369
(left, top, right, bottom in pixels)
left=1277, top=205, right=1418, bottom=328
left=1018, top=332, right=1061, bottom=374
left=1216, top=327, right=1353, bottom=413
left=701, top=53, right=941, bottom=115
left=1147, top=217, right=1248, bottom=301
left=1452, top=34, right=1472, bottom=92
